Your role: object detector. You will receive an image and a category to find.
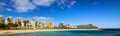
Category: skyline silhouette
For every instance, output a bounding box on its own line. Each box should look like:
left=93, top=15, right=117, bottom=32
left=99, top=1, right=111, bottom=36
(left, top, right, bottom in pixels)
left=0, top=0, right=120, bottom=28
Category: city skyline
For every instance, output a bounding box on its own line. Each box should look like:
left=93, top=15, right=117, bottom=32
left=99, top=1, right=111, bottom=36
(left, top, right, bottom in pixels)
left=0, top=0, right=120, bottom=28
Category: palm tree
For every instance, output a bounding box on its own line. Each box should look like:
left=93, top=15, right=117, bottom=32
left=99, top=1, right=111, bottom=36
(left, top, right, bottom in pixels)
left=14, top=18, right=21, bottom=29
left=6, top=17, right=13, bottom=29
left=25, top=20, right=29, bottom=29
left=0, top=16, right=6, bottom=29
left=7, top=17, right=13, bottom=24
left=17, top=21, right=21, bottom=29
left=7, top=23, right=14, bottom=29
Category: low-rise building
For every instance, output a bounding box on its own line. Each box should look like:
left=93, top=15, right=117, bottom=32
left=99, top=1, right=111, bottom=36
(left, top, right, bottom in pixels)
left=64, top=24, right=71, bottom=28
left=71, top=26, right=77, bottom=28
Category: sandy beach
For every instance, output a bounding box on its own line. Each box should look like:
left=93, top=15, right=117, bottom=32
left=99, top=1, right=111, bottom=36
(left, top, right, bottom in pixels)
left=0, top=29, right=99, bottom=35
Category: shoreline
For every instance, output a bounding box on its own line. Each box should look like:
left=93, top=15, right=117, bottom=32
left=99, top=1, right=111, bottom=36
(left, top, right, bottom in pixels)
left=0, top=29, right=99, bottom=35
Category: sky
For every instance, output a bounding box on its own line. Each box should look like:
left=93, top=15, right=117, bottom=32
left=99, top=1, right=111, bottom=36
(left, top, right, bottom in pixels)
left=0, top=0, right=120, bottom=28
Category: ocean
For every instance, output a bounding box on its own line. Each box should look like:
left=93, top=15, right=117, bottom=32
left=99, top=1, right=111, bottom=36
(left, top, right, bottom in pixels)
left=1, top=30, right=120, bottom=36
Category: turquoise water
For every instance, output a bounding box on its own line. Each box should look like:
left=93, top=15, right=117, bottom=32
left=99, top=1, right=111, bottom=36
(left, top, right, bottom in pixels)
left=1, top=30, right=120, bottom=36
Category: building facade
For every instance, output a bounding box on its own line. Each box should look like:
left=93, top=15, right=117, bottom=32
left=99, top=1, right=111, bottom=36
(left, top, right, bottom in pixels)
left=28, top=20, right=36, bottom=29
left=48, top=21, right=54, bottom=28
left=21, top=19, right=25, bottom=27
left=0, top=16, right=4, bottom=24
left=41, top=20, right=47, bottom=28
left=64, top=24, right=71, bottom=28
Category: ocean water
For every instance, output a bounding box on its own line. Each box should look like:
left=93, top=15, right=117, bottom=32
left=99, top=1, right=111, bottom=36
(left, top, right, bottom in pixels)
left=1, top=30, right=120, bottom=36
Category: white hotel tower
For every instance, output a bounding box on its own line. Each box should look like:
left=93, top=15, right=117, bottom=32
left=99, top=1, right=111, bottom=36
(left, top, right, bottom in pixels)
left=21, top=19, right=25, bottom=27
left=28, top=20, right=36, bottom=29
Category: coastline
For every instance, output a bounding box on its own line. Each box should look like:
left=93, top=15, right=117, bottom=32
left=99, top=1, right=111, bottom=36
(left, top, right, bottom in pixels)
left=0, top=29, right=99, bottom=35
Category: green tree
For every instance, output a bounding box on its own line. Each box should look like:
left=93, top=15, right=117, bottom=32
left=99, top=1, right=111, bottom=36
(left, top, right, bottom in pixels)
left=7, top=23, right=14, bottom=29
left=0, top=23, right=6, bottom=29
left=7, top=17, right=13, bottom=24
left=25, top=20, right=29, bottom=29
left=0, top=16, right=6, bottom=29
left=13, top=24, right=18, bottom=29
left=14, top=18, right=21, bottom=29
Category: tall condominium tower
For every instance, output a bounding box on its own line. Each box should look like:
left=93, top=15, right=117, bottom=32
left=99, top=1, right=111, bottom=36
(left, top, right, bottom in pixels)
left=21, top=19, right=25, bottom=27
left=41, top=20, right=47, bottom=28
left=0, top=16, right=4, bottom=24
left=48, top=20, right=54, bottom=28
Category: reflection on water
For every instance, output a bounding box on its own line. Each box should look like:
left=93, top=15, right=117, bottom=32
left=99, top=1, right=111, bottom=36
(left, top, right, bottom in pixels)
left=1, top=30, right=120, bottom=36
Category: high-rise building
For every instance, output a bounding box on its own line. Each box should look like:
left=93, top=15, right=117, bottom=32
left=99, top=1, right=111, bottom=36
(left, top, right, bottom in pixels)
left=15, top=18, right=20, bottom=24
left=21, top=19, right=25, bottom=27
left=29, top=20, right=36, bottom=29
left=41, top=20, right=47, bottom=28
left=25, top=20, right=29, bottom=28
left=39, top=22, right=42, bottom=28
left=48, top=20, right=54, bottom=28
left=0, top=16, right=4, bottom=24
left=36, top=22, right=40, bottom=28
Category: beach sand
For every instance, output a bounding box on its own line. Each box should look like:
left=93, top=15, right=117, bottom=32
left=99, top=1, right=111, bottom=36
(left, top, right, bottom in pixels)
left=0, top=29, right=99, bottom=35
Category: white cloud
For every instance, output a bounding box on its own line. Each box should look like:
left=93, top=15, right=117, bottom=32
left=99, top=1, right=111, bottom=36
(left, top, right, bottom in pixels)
left=33, top=16, right=55, bottom=22
left=0, top=14, right=3, bottom=17
left=11, top=0, right=55, bottom=12
left=67, top=1, right=76, bottom=8
left=70, top=1, right=76, bottom=6
left=6, top=8, right=14, bottom=11
left=57, top=0, right=66, bottom=6
left=57, top=0, right=76, bottom=9
left=0, top=2, right=15, bottom=12
left=0, top=0, right=76, bottom=12
left=12, top=16, right=32, bottom=21
left=12, top=0, right=36, bottom=12
left=32, top=0, right=55, bottom=6
left=12, top=16, right=50, bottom=21
left=0, top=2, right=6, bottom=7
left=33, top=16, right=49, bottom=20
left=0, top=2, right=6, bottom=10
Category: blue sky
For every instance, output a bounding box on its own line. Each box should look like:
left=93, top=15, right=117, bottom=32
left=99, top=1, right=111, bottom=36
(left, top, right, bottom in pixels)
left=0, top=0, right=120, bottom=28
